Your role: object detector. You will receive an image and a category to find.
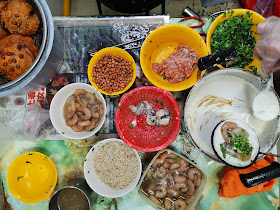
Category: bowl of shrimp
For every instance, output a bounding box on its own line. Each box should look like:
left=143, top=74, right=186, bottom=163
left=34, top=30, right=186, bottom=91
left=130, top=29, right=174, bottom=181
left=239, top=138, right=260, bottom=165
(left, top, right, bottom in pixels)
left=50, top=83, right=106, bottom=140
left=138, top=149, right=207, bottom=210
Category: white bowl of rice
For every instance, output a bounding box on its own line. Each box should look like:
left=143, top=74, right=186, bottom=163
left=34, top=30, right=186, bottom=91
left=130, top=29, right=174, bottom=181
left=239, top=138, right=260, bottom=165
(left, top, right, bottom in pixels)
left=84, top=138, right=142, bottom=198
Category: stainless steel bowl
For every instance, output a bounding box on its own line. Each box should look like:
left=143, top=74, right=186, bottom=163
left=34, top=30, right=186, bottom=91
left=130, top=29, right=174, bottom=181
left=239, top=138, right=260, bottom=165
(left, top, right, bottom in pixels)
left=0, top=0, right=62, bottom=96
left=184, top=68, right=280, bottom=163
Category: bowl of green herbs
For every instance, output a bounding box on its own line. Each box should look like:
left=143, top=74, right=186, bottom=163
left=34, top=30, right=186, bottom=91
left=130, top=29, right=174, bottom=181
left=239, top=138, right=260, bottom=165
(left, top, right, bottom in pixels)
left=207, top=9, right=266, bottom=72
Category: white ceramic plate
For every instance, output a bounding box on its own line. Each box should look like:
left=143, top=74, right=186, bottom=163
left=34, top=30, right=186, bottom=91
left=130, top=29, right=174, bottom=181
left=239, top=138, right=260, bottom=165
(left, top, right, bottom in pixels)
left=50, top=83, right=106, bottom=140
left=84, top=138, right=142, bottom=198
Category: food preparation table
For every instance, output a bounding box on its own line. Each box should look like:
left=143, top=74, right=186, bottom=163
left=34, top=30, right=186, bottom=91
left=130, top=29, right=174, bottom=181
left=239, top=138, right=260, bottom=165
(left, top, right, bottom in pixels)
left=0, top=15, right=279, bottom=210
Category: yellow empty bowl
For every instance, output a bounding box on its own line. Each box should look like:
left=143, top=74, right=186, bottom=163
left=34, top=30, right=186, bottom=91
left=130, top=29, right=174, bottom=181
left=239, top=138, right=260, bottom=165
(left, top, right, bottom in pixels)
left=207, top=9, right=266, bottom=71
left=140, top=24, right=208, bottom=91
left=7, top=152, right=57, bottom=203
left=87, top=47, right=137, bottom=95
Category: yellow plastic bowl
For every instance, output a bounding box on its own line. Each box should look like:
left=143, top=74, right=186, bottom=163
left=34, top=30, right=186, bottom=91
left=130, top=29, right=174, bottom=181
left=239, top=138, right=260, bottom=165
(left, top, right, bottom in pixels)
left=88, top=47, right=137, bottom=95
left=140, top=24, right=208, bottom=91
left=7, top=152, right=57, bottom=203
left=207, top=9, right=266, bottom=71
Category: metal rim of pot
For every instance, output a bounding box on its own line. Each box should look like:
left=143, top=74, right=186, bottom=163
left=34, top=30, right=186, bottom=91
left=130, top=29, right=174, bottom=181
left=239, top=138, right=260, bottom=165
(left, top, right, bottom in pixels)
left=0, top=0, right=53, bottom=93
left=48, top=186, right=91, bottom=210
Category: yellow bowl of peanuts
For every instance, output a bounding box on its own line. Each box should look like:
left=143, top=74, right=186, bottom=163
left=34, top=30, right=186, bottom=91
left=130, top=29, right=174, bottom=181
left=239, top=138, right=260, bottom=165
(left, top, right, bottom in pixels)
left=88, top=47, right=137, bottom=95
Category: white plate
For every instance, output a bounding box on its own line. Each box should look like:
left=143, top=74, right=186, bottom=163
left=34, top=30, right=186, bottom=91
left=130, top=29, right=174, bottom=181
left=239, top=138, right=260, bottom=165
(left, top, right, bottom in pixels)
left=84, top=138, right=142, bottom=198
left=50, top=83, right=106, bottom=140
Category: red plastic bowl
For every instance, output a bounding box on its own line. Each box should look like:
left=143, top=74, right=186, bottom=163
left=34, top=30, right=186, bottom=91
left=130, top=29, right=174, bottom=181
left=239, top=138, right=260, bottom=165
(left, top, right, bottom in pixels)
left=115, top=86, right=181, bottom=152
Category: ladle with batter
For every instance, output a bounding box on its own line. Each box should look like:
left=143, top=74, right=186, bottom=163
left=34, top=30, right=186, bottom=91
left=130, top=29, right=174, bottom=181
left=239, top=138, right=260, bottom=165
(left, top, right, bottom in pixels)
left=253, top=73, right=280, bottom=121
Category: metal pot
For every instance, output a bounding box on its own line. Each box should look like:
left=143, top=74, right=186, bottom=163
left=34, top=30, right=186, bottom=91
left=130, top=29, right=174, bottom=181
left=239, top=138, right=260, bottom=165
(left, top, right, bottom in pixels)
left=184, top=68, right=280, bottom=187
left=0, top=0, right=62, bottom=96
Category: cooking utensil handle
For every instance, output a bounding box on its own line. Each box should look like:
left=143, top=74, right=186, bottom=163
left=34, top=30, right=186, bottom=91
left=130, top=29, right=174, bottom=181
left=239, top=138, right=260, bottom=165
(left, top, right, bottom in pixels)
left=198, top=47, right=237, bottom=72
left=239, top=162, right=280, bottom=188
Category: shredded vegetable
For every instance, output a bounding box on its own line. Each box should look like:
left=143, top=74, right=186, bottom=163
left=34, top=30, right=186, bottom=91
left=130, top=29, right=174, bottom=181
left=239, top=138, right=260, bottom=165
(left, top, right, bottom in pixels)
left=211, top=11, right=256, bottom=68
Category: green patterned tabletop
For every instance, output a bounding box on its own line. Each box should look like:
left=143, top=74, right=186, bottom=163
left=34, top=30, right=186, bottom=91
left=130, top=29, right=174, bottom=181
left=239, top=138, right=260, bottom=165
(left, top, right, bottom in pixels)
left=0, top=128, right=278, bottom=210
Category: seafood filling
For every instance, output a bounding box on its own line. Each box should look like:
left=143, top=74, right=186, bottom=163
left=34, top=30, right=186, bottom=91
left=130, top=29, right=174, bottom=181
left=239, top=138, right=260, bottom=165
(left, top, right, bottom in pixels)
left=129, top=101, right=170, bottom=126
left=140, top=151, right=203, bottom=209
left=63, top=89, right=104, bottom=132
left=212, top=120, right=260, bottom=168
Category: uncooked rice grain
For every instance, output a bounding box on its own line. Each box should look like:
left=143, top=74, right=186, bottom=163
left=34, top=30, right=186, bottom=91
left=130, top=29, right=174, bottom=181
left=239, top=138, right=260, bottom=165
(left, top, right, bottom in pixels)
left=93, top=141, right=138, bottom=189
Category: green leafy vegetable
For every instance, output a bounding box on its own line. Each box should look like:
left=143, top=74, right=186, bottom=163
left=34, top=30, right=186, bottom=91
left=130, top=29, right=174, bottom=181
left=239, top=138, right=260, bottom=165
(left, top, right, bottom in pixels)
left=61, top=132, right=65, bottom=134
left=129, top=124, right=134, bottom=129
left=249, top=66, right=258, bottom=74
left=17, top=176, right=24, bottom=181
left=156, top=99, right=158, bottom=103
left=116, top=105, right=121, bottom=110
left=228, top=132, right=253, bottom=158
left=211, top=11, right=255, bottom=68
left=174, top=158, right=181, bottom=162
left=160, top=102, right=164, bottom=106
left=220, top=144, right=227, bottom=158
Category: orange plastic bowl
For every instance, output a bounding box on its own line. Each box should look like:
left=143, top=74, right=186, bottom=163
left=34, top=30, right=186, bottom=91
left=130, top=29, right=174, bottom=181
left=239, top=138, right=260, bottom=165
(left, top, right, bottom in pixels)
left=115, top=86, right=181, bottom=152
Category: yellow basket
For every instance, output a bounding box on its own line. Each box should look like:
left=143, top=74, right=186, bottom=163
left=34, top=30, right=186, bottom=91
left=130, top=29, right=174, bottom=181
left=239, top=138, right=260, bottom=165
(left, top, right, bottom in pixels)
left=88, top=47, right=137, bottom=96
left=207, top=9, right=266, bottom=71
left=140, top=24, right=208, bottom=92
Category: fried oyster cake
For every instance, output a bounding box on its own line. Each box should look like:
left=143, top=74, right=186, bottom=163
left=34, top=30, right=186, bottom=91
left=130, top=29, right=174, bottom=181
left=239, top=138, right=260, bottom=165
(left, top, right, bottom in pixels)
left=1, top=0, right=40, bottom=36
left=0, top=35, right=38, bottom=80
left=0, top=1, right=8, bottom=39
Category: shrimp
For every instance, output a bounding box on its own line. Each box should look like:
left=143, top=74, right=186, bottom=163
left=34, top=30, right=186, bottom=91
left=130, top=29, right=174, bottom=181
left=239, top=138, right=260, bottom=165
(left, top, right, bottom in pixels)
left=162, top=162, right=171, bottom=169
left=76, top=104, right=91, bottom=120
left=174, top=183, right=187, bottom=191
left=98, top=107, right=104, bottom=116
left=174, top=198, right=186, bottom=210
left=66, top=106, right=75, bottom=119
left=164, top=198, right=172, bottom=210
left=221, top=121, right=238, bottom=144
left=69, top=98, right=77, bottom=112
left=157, top=166, right=167, bottom=178
left=149, top=195, right=162, bottom=206
left=91, top=112, right=99, bottom=118
left=185, top=194, right=195, bottom=205
left=152, top=157, right=164, bottom=169
left=84, top=118, right=97, bottom=132
left=174, top=175, right=187, bottom=184
left=85, top=92, right=95, bottom=104
left=194, top=176, right=202, bottom=188
left=169, top=162, right=180, bottom=170
left=66, top=114, right=78, bottom=126
left=78, top=120, right=91, bottom=127
left=77, top=95, right=88, bottom=107
left=160, top=152, right=177, bottom=160
left=188, top=168, right=202, bottom=188
left=74, top=89, right=87, bottom=97
left=177, top=160, right=190, bottom=173
left=155, top=185, right=167, bottom=199
left=186, top=179, right=195, bottom=196
left=146, top=168, right=154, bottom=180
left=167, top=188, right=179, bottom=197
left=71, top=125, right=83, bottom=132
